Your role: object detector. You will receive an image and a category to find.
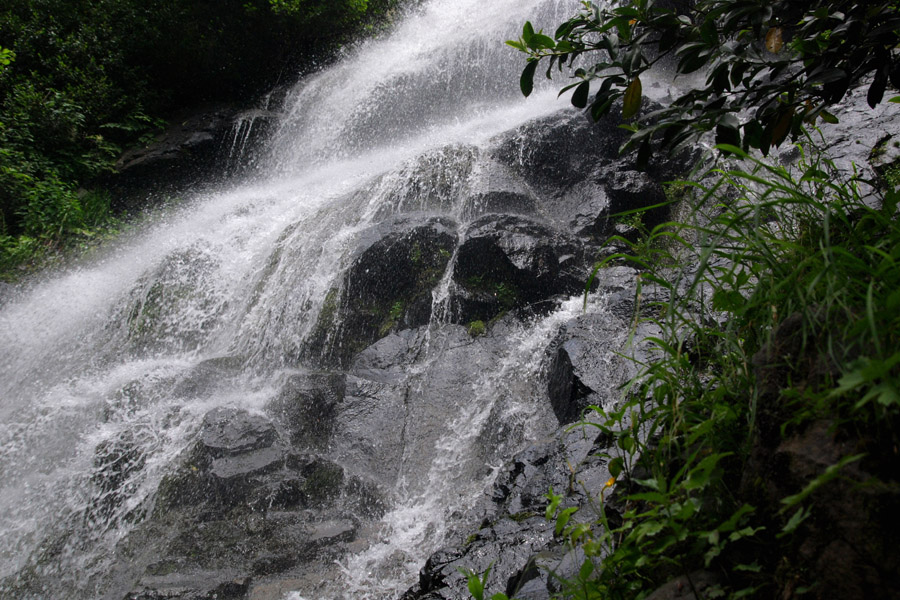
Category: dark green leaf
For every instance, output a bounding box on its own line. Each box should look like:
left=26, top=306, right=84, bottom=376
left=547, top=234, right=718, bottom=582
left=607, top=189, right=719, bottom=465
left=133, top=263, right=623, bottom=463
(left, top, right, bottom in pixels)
left=608, top=456, right=625, bottom=478
left=523, top=21, right=535, bottom=43
left=520, top=60, right=539, bottom=97
left=636, top=138, right=652, bottom=170
left=819, top=110, right=839, bottom=124
left=742, top=120, right=763, bottom=151
left=768, top=108, right=794, bottom=148
left=505, top=40, right=527, bottom=52
left=868, top=66, right=888, bottom=108
left=578, top=559, right=595, bottom=580
left=572, top=80, right=590, bottom=108
left=591, top=95, right=616, bottom=121
left=531, top=33, right=556, bottom=50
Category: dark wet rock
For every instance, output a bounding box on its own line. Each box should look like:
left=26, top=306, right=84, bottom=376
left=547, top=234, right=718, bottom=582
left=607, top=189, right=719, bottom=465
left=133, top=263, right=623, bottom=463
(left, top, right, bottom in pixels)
left=492, top=109, right=630, bottom=191
left=461, top=156, right=539, bottom=220
left=108, top=105, right=278, bottom=208
left=463, top=190, right=537, bottom=219
left=116, top=406, right=385, bottom=600
left=546, top=298, right=658, bottom=425
left=126, top=573, right=251, bottom=600
left=328, top=327, right=470, bottom=486
left=155, top=408, right=286, bottom=510
left=267, top=371, right=346, bottom=450
left=491, top=107, right=700, bottom=241
left=200, top=407, right=280, bottom=458
left=450, top=214, right=584, bottom=323
left=406, top=423, right=619, bottom=600
left=303, top=218, right=458, bottom=368
left=411, top=517, right=557, bottom=600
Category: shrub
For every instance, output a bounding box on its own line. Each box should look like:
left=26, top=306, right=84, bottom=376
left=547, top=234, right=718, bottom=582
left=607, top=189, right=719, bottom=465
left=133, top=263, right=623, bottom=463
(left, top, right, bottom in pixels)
left=508, top=0, right=900, bottom=163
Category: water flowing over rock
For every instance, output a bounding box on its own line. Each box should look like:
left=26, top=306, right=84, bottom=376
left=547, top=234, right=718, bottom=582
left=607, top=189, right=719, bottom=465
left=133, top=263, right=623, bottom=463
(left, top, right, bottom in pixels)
left=0, top=1, right=679, bottom=593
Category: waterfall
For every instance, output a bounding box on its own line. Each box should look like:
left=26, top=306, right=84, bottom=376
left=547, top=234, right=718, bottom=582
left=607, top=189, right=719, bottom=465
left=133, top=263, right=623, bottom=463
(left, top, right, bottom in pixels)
left=0, top=1, right=624, bottom=598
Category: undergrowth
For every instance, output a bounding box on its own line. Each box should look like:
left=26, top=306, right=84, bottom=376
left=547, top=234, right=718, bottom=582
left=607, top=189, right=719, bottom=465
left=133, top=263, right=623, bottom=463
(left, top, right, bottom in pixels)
left=0, top=189, right=127, bottom=281
left=466, top=138, right=900, bottom=599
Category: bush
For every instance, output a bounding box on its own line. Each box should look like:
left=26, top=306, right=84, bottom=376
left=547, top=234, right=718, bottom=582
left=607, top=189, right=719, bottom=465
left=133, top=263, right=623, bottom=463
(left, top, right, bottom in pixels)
left=508, top=0, right=900, bottom=163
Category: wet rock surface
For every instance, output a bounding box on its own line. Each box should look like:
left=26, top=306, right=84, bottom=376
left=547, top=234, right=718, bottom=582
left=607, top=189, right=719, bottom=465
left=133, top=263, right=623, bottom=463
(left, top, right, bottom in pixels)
left=404, top=424, right=618, bottom=600
left=116, top=407, right=383, bottom=600
left=303, top=217, right=459, bottom=368
left=108, top=103, right=280, bottom=209
left=491, top=106, right=700, bottom=241
left=105, top=105, right=693, bottom=600
left=450, top=214, right=584, bottom=324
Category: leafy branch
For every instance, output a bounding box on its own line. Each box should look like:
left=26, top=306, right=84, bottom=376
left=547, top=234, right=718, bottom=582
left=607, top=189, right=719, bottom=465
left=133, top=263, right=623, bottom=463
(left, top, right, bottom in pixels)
left=508, top=0, right=900, bottom=164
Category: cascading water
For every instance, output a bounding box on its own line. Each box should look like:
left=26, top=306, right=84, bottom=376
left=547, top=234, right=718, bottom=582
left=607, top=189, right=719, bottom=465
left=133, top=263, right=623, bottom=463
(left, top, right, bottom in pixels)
left=0, top=1, right=639, bottom=598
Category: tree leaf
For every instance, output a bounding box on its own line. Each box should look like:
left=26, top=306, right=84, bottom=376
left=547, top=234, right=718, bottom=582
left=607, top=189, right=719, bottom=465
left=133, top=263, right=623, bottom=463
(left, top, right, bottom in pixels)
left=622, top=76, right=642, bottom=119
left=765, top=27, right=783, bottom=53
left=608, top=456, right=625, bottom=478
left=523, top=21, right=535, bottom=43
left=520, top=60, right=539, bottom=97
left=505, top=40, right=526, bottom=52
left=819, top=109, right=839, bottom=124
left=868, top=66, right=888, bottom=108
left=571, top=80, right=590, bottom=108
left=769, top=108, right=794, bottom=148
left=636, top=138, right=652, bottom=170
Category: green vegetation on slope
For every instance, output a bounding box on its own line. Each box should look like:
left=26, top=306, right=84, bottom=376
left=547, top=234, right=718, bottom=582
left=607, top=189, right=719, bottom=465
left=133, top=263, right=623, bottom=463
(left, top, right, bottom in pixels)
left=0, top=0, right=404, bottom=280
left=545, top=142, right=900, bottom=599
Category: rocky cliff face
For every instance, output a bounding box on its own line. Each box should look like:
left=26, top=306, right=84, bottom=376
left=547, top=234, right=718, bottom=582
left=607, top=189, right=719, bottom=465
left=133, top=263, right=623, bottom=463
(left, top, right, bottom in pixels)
left=76, top=104, right=695, bottom=600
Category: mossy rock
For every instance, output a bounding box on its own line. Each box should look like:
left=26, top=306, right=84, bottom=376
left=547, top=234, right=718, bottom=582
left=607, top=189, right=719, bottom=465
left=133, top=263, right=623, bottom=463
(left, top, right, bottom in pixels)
left=303, top=218, right=458, bottom=368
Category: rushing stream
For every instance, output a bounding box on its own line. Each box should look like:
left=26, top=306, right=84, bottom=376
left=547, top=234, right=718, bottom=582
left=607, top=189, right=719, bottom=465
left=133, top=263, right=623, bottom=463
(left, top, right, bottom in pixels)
left=0, top=1, right=643, bottom=598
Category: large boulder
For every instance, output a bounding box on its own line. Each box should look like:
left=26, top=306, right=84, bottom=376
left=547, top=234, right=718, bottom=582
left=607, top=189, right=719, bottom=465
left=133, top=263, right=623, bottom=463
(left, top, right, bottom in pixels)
left=490, top=107, right=700, bottom=242
left=450, top=214, right=584, bottom=323
left=303, top=218, right=458, bottom=368
left=107, top=104, right=280, bottom=210
left=119, top=407, right=383, bottom=600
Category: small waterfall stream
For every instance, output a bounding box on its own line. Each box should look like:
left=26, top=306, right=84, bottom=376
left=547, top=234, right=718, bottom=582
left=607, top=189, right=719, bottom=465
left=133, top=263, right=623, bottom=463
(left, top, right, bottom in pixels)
left=0, top=1, right=638, bottom=598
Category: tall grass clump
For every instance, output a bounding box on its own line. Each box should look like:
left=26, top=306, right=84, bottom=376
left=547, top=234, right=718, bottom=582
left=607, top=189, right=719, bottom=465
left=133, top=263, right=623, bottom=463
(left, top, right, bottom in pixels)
left=555, top=141, right=900, bottom=598
left=471, top=139, right=900, bottom=599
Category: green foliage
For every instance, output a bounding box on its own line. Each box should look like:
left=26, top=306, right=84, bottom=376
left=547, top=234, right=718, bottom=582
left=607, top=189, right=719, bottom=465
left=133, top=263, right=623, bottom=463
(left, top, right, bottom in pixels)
left=468, top=320, right=487, bottom=337
left=0, top=46, right=13, bottom=73
left=568, top=140, right=898, bottom=597
left=460, top=564, right=510, bottom=600
left=508, top=0, right=900, bottom=163
left=379, top=300, right=405, bottom=336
